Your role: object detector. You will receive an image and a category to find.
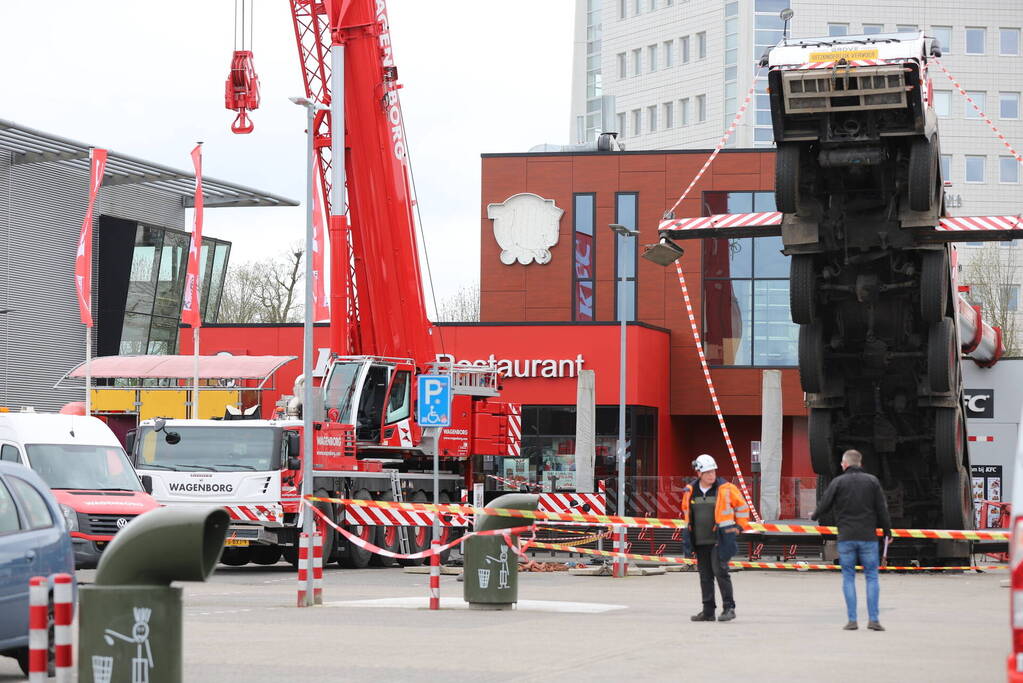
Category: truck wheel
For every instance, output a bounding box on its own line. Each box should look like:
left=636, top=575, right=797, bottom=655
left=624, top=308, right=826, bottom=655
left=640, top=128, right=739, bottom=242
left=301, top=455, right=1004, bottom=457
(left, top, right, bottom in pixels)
left=808, top=409, right=835, bottom=475
left=312, top=492, right=337, bottom=565
left=920, top=250, right=948, bottom=323
left=397, top=491, right=430, bottom=567
left=434, top=491, right=465, bottom=564
left=371, top=490, right=399, bottom=568
left=927, top=318, right=956, bottom=393
left=908, top=137, right=937, bottom=212
left=339, top=488, right=374, bottom=569
left=934, top=407, right=964, bottom=474
left=220, top=548, right=251, bottom=566
left=790, top=254, right=816, bottom=324
left=941, top=468, right=972, bottom=530
left=798, top=321, right=826, bottom=394
left=250, top=545, right=283, bottom=566
left=775, top=143, right=801, bottom=214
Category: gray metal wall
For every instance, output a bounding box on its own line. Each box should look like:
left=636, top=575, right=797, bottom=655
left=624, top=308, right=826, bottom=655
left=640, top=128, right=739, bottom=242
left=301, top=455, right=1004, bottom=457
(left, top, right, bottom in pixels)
left=964, top=359, right=1021, bottom=515
left=0, top=151, right=184, bottom=411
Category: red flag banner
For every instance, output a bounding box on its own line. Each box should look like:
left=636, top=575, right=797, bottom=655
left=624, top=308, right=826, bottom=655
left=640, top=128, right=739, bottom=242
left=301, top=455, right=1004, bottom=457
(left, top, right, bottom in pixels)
left=181, top=145, right=204, bottom=328
left=311, top=169, right=330, bottom=322
left=74, top=149, right=108, bottom=327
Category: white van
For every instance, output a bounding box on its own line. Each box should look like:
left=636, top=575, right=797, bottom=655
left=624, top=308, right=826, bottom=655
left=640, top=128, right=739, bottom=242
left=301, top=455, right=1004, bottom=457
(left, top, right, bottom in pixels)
left=0, top=413, right=160, bottom=567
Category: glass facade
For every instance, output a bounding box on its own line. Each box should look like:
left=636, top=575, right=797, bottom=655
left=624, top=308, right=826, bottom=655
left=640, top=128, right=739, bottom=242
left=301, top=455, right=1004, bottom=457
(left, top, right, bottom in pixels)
left=573, top=194, right=597, bottom=321
left=482, top=405, right=658, bottom=493
left=723, top=1, right=739, bottom=145
left=753, top=0, right=789, bottom=145
left=583, top=0, right=604, bottom=142
left=615, top=193, right=638, bottom=322
left=702, top=191, right=797, bottom=366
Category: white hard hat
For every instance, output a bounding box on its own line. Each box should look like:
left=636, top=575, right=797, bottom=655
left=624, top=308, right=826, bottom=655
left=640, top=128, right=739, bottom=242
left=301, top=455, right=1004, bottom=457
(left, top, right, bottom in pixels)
left=692, top=454, right=718, bottom=473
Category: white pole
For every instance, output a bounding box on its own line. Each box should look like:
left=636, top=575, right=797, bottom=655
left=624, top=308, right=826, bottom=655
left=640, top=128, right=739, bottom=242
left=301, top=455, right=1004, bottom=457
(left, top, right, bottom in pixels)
left=301, top=101, right=317, bottom=607
left=84, top=326, right=91, bottom=416
left=192, top=327, right=200, bottom=420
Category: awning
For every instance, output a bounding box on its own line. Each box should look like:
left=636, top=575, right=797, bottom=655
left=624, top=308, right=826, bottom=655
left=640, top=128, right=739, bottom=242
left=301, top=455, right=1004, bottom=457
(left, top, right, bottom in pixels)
left=61, top=355, right=296, bottom=382
left=0, top=119, right=298, bottom=208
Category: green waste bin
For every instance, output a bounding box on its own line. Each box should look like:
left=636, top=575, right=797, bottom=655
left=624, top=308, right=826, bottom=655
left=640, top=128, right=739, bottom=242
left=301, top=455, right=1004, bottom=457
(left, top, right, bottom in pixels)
left=463, top=493, right=537, bottom=610
left=78, top=506, right=229, bottom=683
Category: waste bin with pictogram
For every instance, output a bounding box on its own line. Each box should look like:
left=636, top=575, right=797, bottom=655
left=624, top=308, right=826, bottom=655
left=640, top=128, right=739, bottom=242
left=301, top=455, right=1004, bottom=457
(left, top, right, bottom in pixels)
left=463, top=493, right=537, bottom=609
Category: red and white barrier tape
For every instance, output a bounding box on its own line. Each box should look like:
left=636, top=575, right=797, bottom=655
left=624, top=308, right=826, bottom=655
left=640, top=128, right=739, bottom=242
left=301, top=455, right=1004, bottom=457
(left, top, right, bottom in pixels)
left=673, top=261, right=761, bottom=522
left=666, top=68, right=762, bottom=216
left=932, top=57, right=1023, bottom=164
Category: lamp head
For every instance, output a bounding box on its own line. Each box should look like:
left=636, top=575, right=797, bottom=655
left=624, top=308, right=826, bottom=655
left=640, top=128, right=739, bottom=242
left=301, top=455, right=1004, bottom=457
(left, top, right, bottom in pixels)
left=641, top=239, right=685, bottom=266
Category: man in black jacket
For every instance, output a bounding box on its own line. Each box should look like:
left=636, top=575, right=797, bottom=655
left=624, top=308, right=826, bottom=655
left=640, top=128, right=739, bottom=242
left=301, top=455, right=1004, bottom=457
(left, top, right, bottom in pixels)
left=811, top=449, right=892, bottom=632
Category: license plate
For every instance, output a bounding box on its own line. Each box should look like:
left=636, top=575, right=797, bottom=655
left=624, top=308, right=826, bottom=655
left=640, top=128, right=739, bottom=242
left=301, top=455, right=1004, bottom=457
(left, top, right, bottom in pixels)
left=224, top=538, right=249, bottom=547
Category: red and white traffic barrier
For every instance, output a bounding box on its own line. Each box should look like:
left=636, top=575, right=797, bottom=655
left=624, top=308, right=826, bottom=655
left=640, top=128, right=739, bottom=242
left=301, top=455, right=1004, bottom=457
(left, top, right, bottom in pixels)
left=296, top=532, right=310, bottom=608
left=53, top=574, right=73, bottom=682
left=312, top=533, right=323, bottom=606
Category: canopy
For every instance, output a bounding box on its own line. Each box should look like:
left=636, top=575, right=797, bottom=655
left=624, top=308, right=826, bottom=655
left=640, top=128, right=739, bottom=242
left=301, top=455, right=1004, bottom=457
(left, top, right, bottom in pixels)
left=62, top=355, right=296, bottom=382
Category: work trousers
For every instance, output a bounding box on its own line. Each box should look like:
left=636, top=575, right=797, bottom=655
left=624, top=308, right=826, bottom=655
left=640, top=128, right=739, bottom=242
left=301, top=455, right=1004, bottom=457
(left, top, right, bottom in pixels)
left=695, top=543, right=734, bottom=614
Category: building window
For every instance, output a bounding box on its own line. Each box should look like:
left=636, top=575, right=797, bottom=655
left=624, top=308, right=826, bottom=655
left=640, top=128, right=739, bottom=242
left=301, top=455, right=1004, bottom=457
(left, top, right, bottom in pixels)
left=681, top=35, right=690, bottom=63
left=1003, top=285, right=1020, bottom=312
left=680, top=98, right=690, bottom=126
left=632, top=109, right=642, bottom=136
left=697, top=31, right=707, bottom=59
left=648, top=106, right=658, bottom=133
left=966, top=27, right=986, bottom=54
left=632, top=49, right=642, bottom=77
left=934, top=91, right=951, bottom=117
left=633, top=0, right=641, bottom=16
left=619, top=0, right=627, bottom=20
left=696, top=94, right=706, bottom=122
left=965, top=156, right=986, bottom=183
left=617, top=112, right=626, bottom=137
left=966, top=91, right=987, bottom=118
left=1001, top=156, right=1020, bottom=184
left=663, top=39, right=674, bottom=67
left=573, top=194, right=596, bottom=321
left=828, top=23, right=849, bottom=37
left=1001, top=92, right=1020, bottom=119
left=940, top=154, right=952, bottom=182
left=648, top=44, right=659, bottom=72
left=617, top=52, right=627, bottom=79
left=863, top=24, right=883, bottom=35
left=723, top=2, right=739, bottom=140
left=932, top=26, right=952, bottom=54
left=702, top=191, right=796, bottom=367
left=1001, top=28, right=1021, bottom=56
left=663, top=101, right=674, bottom=129
left=615, top=193, right=638, bottom=323
left=754, top=2, right=787, bottom=145
left=896, top=24, right=918, bottom=33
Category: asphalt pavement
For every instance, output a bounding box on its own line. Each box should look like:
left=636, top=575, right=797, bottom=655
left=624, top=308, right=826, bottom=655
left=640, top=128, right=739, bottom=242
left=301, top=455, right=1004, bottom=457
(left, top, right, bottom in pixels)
left=0, top=561, right=1008, bottom=682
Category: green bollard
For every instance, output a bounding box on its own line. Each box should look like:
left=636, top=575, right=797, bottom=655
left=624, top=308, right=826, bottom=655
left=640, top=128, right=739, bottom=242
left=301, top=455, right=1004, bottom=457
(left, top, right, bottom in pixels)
left=77, top=506, right=229, bottom=683
left=463, top=493, right=538, bottom=610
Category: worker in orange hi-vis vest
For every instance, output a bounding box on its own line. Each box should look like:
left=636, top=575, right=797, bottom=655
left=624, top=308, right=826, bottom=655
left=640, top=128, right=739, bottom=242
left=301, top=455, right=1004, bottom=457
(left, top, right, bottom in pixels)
left=679, top=454, right=751, bottom=622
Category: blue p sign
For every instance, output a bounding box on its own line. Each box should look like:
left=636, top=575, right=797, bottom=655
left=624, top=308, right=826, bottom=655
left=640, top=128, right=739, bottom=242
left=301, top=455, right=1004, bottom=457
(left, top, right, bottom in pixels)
left=417, top=375, right=452, bottom=427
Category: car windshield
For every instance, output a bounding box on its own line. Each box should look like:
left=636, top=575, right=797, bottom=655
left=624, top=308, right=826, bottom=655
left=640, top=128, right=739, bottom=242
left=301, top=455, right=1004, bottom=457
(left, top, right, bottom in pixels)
left=26, top=444, right=142, bottom=491
left=135, top=426, right=277, bottom=472
left=324, top=361, right=364, bottom=423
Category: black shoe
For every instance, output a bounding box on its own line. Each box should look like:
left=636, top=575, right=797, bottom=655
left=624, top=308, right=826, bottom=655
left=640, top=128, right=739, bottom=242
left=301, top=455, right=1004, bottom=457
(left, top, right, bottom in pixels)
left=718, top=608, right=736, bottom=622
left=843, top=621, right=858, bottom=630
left=867, top=621, right=885, bottom=631
left=691, top=611, right=715, bottom=622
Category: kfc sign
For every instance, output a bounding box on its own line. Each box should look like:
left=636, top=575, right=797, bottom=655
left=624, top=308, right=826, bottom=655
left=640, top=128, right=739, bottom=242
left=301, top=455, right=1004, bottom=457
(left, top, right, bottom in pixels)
left=964, top=390, right=994, bottom=419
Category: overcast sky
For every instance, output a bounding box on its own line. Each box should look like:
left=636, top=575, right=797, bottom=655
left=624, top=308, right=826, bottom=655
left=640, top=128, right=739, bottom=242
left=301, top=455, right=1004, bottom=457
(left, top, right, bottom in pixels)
left=0, top=1, right=575, bottom=311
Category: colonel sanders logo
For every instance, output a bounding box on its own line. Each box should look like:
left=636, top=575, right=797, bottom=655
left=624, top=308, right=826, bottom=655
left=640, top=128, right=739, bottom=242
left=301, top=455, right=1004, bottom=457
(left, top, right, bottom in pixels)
left=487, top=193, right=563, bottom=265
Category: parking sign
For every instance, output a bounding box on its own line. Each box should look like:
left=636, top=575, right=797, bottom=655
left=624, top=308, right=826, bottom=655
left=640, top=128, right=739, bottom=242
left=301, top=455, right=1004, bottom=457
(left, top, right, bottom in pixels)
left=417, top=375, right=451, bottom=427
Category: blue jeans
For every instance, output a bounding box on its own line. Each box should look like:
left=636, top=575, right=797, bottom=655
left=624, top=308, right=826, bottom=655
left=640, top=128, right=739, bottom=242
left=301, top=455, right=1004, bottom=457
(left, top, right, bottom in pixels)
left=837, top=540, right=880, bottom=622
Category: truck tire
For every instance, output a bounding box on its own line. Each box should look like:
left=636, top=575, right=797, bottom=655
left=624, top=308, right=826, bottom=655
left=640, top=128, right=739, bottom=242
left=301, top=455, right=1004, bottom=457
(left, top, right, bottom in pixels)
left=798, top=321, right=826, bottom=394
left=339, top=488, right=374, bottom=569
left=398, top=491, right=430, bottom=567
left=312, top=492, right=337, bottom=565
left=371, top=490, right=399, bottom=568
left=220, top=548, right=251, bottom=566
left=920, top=250, right=948, bottom=323
left=927, top=318, right=956, bottom=393
left=250, top=545, right=283, bottom=566
left=790, top=254, right=816, bottom=324
left=941, top=468, right=972, bottom=530
left=775, top=143, right=801, bottom=214
left=808, top=409, right=835, bottom=476
left=934, top=407, right=964, bottom=474
left=433, top=491, right=465, bottom=564
left=908, top=137, right=937, bottom=212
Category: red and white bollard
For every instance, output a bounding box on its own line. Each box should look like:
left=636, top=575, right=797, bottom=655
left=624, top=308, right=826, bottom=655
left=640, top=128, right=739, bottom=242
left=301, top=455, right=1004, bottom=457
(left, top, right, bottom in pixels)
left=53, top=573, right=73, bottom=682
left=312, top=532, right=324, bottom=606
left=613, top=525, right=627, bottom=578
left=28, top=577, right=47, bottom=683
left=296, top=532, right=310, bottom=607
left=429, top=540, right=440, bottom=610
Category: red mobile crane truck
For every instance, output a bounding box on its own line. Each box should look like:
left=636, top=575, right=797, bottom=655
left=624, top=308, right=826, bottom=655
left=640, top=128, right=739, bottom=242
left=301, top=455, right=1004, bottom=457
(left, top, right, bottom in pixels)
left=132, top=0, right=518, bottom=568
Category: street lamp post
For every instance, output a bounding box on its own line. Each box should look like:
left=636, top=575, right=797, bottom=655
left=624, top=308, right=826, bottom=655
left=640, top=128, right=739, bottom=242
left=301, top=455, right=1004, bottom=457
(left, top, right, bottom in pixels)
left=609, top=223, right=638, bottom=578
left=290, top=95, right=329, bottom=607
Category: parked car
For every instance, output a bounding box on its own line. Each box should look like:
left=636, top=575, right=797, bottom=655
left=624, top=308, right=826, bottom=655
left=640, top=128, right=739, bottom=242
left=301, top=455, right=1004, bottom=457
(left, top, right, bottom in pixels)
left=0, top=413, right=161, bottom=567
left=0, top=460, right=75, bottom=676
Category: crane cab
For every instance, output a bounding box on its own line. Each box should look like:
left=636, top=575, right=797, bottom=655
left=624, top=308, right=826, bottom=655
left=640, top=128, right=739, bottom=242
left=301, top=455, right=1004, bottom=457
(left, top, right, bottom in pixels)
left=322, top=356, right=417, bottom=447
